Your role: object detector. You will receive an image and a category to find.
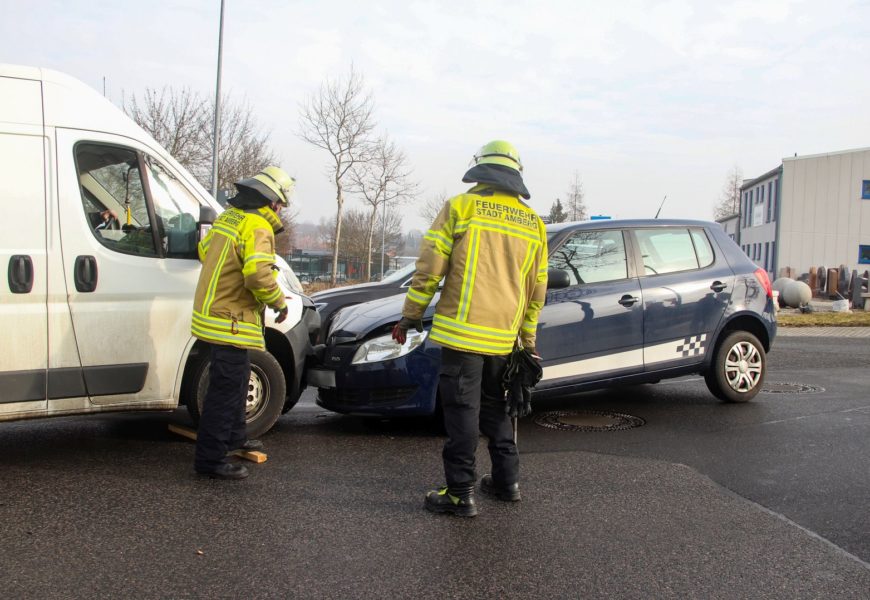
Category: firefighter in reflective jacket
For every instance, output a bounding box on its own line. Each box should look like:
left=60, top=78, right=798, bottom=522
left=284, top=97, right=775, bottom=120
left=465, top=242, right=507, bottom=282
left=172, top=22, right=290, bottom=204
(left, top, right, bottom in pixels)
left=191, top=166, right=294, bottom=480
left=392, top=141, right=548, bottom=516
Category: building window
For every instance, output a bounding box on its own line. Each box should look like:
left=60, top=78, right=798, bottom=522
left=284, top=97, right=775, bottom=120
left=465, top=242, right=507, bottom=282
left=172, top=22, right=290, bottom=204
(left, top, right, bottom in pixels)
left=764, top=242, right=770, bottom=270
left=862, top=180, right=870, bottom=199
left=860, top=245, right=870, bottom=264
left=766, top=182, right=773, bottom=222
left=771, top=180, right=777, bottom=221
left=759, top=186, right=764, bottom=203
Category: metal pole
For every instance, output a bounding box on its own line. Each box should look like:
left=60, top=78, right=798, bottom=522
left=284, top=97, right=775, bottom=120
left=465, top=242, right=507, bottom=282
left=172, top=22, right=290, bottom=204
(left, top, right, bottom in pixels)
left=380, top=200, right=387, bottom=278
left=210, top=0, right=226, bottom=199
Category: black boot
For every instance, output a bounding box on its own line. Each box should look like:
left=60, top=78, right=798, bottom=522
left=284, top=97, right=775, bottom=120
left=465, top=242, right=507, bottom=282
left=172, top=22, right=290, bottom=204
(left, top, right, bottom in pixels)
left=196, top=463, right=249, bottom=480
left=480, top=474, right=521, bottom=502
left=424, top=486, right=478, bottom=517
left=230, top=439, right=263, bottom=452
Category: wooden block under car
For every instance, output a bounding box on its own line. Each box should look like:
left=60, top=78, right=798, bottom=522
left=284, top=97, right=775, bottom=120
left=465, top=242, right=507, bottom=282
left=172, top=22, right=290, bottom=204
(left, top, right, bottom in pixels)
left=167, top=423, right=268, bottom=463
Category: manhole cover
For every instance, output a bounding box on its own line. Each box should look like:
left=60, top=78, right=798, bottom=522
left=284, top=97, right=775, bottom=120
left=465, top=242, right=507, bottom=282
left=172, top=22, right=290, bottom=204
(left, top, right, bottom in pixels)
left=534, top=410, right=645, bottom=432
left=761, top=382, right=825, bottom=394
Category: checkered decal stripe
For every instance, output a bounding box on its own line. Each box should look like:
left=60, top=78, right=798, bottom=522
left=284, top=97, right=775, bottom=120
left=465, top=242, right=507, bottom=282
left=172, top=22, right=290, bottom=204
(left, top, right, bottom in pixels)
left=675, top=334, right=707, bottom=357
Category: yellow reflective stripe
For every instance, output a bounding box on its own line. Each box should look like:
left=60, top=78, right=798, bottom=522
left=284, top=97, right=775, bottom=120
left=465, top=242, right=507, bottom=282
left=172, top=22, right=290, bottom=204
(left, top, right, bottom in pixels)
left=512, top=244, right=536, bottom=331
left=423, top=232, right=452, bottom=256
left=430, top=328, right=513, bottom=354
left=212, top=222, right=240, bottom=242
left=454, top=219, right=470, bottom=235
left=457, top=228, right=480, bottom=322
left=254, top=286, right=284, bottom=306
left=192, top=311, right=262, bottom=335
left=202, top=242, right=231, bottom=315
left=406, top=288, right=433, bottom=305
left=433, top=314, right=517, bottom=340
left=245, top=252, right=274, bottom=265
left=191, top=326, right=264, bottom=349
left=476, top=221, right=542, bottom=244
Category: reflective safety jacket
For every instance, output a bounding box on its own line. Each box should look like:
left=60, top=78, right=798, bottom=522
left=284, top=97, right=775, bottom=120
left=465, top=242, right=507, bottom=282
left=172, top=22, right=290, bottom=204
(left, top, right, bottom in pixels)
left=402, top=184, right=548, bottom=355
left=191, top=206, right=286, bottom=350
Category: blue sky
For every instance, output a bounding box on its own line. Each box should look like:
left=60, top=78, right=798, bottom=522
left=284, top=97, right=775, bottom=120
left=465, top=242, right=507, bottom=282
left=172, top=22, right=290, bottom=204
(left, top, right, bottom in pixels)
left=3, top=0, right=869, bottom=229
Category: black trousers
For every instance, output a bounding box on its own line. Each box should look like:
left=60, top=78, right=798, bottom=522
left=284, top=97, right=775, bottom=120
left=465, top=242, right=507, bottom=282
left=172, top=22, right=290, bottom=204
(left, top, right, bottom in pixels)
left=194, top=343, right=250, bottom=470
left=439, top=347, right=518, bottom=491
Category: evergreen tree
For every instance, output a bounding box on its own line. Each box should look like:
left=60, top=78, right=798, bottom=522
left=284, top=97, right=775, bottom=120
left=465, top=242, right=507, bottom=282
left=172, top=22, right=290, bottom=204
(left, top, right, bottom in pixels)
left=549, top=198, right=567, bottom=223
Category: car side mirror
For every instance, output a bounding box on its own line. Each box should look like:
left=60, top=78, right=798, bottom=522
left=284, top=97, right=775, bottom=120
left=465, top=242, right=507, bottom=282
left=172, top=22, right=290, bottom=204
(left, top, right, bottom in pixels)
left=198, top=205, right=218, bottom=242
left=547, top=268, right=571, bottom=289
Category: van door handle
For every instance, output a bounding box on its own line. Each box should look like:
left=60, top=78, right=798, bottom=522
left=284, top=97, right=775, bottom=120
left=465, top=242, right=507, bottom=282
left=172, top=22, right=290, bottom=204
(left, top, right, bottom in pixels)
left=618, top=294, right=639, bottom=307
left=710, top=281, right=727, bottom=293
left=74, top=255, right=98, bottom=293
left=8, top=255, right=34, bottom=293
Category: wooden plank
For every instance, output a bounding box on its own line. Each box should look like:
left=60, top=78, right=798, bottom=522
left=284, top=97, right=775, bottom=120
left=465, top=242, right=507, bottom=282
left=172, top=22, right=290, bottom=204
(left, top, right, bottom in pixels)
left=230, top=450, right=268, bottom=464
left=168, top=423, right=197, bottom=441
left=167, top=423, right=267, bottom=464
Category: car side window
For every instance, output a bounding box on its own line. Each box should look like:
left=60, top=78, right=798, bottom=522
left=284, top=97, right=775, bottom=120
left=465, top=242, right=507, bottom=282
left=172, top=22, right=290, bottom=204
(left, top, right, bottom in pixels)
left=141, top=154, right=201, bottom=259
left=75, top=143, right=157, bottom=257
left=635, top=228, right=701, bottom=275
left=548, top=229, right=628, bottom=285
left=690, top=228, right=715, bottom=268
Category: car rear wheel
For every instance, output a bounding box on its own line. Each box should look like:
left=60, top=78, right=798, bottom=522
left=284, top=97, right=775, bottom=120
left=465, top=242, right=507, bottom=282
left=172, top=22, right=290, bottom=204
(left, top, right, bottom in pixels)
left=186, top=349, right=287, bottom=438
left=704, top=331, right=766, bottom=403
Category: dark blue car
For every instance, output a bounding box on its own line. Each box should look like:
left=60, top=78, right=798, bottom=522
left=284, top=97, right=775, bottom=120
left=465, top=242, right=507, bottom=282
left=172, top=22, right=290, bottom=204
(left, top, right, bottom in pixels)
left=308, top=219, right=776, bottom=416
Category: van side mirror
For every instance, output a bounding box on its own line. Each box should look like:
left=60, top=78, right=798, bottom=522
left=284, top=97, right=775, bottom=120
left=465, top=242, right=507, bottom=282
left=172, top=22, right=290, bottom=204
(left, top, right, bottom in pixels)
left=198, top=205, right=218, bottom=242
left=547, top=268, right=571, bottom=289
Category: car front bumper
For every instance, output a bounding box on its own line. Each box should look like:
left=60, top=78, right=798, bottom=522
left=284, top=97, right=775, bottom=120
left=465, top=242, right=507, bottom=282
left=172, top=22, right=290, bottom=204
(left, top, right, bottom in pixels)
left=312, top=341, right=441, bottom=416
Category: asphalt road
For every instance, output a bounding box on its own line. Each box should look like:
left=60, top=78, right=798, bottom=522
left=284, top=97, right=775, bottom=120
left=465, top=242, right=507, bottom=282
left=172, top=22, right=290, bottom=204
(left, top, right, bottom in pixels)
left=0, top=335, right=868, bottom=599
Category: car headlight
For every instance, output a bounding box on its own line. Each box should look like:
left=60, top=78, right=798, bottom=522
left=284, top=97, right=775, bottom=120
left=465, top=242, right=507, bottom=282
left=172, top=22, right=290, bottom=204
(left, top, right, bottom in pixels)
left=351, top=330, right=428, bottom=364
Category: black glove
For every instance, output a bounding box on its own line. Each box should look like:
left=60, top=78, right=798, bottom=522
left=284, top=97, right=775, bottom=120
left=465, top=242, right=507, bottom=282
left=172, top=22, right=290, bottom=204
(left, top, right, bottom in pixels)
left=503, top=346, right=543, bottom=418
left=391, top=317, right=423, bottom=345
left=274, top=305, right=289, bottom=324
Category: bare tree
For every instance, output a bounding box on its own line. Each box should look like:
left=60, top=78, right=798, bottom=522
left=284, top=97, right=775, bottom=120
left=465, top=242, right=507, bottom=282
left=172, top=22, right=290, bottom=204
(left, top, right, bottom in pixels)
left=419, top=190, right=449, bottom=225
left=348, top=135, right=418, bottom=280
left=274, top=206, right=299, bottom=258
left=318, top=207, right=405, bottom=278
left=714, top=165, right=743, bottom=220
left=565, top=171, right=587, bottom=221
left=299, top=66, right=376, bottom=284
left=126, top=87, right=276, bottom=197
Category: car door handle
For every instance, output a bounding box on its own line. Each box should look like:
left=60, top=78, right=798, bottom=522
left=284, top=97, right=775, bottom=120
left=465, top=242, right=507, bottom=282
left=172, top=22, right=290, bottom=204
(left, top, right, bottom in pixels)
left=74, top=255, right=98, bottom=293
left=710, top=281, right=727, bottom=293
left=8, top=255, right=34, bottom=294
left=618, top=294, right=639, bottom=307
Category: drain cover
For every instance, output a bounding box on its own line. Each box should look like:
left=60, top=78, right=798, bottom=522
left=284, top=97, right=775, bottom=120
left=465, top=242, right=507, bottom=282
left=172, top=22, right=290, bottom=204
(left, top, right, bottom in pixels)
left=534, top=410, right=645, bottom=432
left=761, top=382, right=825, bottom=394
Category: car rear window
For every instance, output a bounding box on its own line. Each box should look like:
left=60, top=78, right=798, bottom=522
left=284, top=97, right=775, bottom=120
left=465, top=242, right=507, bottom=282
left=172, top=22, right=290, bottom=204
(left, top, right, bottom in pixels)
left=635, top=228, right=706, bottom=275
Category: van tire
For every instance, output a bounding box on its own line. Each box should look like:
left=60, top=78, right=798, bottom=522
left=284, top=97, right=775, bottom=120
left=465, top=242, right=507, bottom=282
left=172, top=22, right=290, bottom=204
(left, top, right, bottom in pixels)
left=186, top=349, right=286, bottom=438
left=704, top=331, right=766, bottom=403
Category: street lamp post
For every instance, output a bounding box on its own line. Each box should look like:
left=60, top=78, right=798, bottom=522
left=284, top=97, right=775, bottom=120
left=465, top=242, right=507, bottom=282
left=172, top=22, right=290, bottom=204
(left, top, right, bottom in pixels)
left=210, top=0, right=226, bottom=199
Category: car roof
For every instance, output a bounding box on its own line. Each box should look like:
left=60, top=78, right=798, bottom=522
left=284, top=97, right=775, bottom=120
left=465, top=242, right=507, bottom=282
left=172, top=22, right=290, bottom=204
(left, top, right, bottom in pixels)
left=546, top=218, right=717, bottom=234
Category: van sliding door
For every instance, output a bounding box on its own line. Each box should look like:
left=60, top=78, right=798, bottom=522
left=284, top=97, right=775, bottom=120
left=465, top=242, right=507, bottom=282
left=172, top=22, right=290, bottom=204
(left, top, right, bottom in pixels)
left=0, top=77, right=48, bottom=415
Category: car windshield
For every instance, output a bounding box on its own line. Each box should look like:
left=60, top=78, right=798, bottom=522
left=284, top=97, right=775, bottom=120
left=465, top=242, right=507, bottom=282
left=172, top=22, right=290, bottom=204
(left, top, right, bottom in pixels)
left=380, top=262, right=416, bottom=283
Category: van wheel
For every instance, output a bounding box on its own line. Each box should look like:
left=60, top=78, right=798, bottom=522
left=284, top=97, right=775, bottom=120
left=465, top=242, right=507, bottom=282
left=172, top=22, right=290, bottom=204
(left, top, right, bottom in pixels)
left=704, top=331, right=766, bottom=403
left=186, top=349, right=286, bottom=438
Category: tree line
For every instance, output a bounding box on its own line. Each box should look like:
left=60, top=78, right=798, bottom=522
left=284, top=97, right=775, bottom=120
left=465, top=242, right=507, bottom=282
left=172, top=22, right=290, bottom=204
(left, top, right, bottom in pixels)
left=126, top=68, right=597, bottom=284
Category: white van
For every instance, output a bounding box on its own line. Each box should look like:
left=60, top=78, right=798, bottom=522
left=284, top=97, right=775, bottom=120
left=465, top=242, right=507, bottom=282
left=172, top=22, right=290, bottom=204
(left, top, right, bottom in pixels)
left=0, top=65, right=319, bottom=437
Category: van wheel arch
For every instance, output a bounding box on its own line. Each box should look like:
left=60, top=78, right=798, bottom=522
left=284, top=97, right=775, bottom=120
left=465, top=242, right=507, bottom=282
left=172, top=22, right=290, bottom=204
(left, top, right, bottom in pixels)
left=182, top=345, right=286, bottom=438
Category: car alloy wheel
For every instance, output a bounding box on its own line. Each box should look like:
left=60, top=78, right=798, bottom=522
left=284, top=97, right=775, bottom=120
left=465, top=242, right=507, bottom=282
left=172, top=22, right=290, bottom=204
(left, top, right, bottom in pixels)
left=704, top=330, right=766, bottom=403
left=723, top=340, right=763, bottom=393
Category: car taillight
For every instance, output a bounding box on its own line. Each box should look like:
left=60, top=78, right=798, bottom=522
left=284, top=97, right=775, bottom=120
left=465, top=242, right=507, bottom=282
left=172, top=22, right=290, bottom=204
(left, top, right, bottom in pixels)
left=754, top=268, right=773, bottom=299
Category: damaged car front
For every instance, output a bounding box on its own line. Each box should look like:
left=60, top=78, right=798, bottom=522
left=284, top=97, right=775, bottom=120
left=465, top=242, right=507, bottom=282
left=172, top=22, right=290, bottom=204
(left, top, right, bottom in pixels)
left=307, top=294, right=442, bottom=416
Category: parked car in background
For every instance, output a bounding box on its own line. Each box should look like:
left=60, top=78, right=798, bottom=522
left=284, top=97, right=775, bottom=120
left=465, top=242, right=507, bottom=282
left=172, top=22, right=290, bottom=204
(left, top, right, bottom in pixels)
left=307, top=219, right=777, bottom=417
left=310, top=262, right=418, bottom=343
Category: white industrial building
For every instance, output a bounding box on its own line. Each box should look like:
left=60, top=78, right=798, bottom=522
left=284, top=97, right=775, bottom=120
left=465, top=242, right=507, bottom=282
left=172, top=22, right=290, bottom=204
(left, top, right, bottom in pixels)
left=738, top=147, right=870, bottom=277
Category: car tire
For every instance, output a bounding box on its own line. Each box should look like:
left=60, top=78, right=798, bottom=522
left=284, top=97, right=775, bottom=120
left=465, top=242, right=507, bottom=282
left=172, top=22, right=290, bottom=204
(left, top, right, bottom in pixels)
left=704, top=330, right=766, bottom=403
left=186, top=349, right=287, bottom=438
